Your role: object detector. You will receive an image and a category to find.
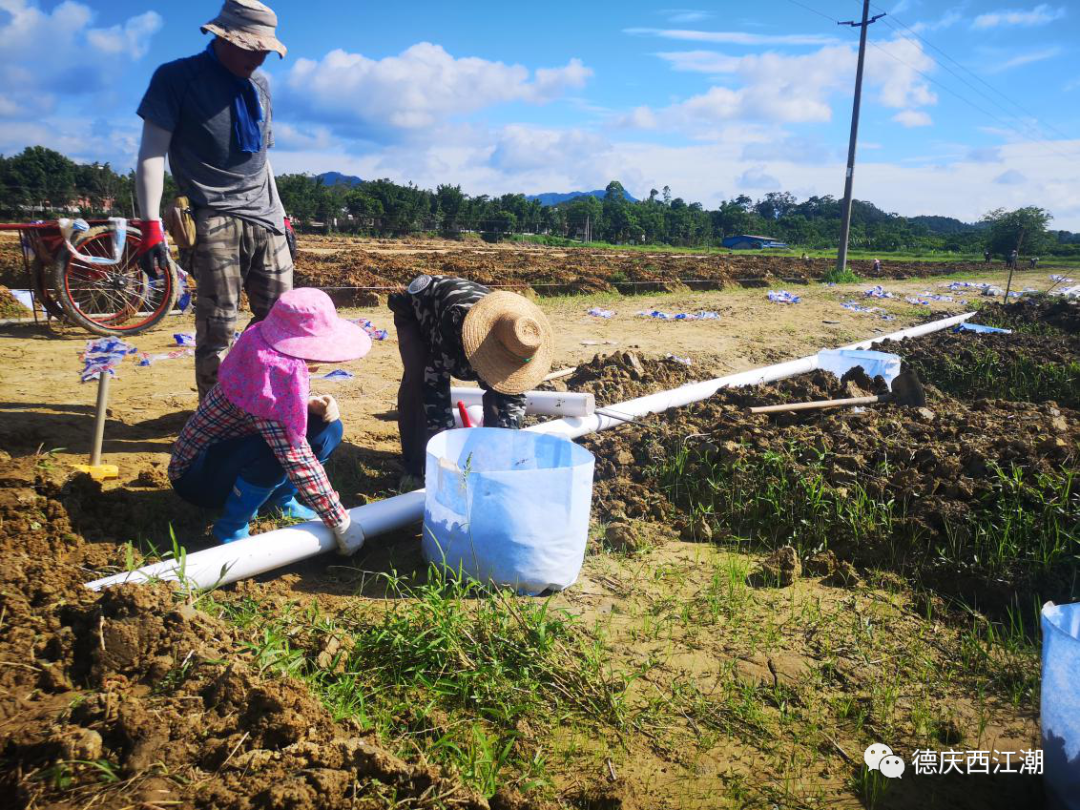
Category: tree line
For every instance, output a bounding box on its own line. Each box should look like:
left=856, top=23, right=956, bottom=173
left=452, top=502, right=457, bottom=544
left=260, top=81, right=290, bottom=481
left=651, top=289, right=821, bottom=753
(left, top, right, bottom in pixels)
left=1, top=145, right=1075, bottom=257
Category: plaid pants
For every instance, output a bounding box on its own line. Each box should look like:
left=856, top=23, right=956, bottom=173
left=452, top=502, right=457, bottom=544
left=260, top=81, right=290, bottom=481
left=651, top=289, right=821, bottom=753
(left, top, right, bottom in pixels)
left=192, top=210, right=293, bottom=399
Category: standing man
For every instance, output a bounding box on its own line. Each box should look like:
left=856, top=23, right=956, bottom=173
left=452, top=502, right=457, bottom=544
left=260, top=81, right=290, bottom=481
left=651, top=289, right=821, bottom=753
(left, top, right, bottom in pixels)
left=388, top=275, right=554, bottom=488
left=134, top=0, right=292, bottom=399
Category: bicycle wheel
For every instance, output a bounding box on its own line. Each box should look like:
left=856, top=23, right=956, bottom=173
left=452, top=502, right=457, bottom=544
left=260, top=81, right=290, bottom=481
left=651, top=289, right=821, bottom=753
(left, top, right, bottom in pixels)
left=52, top=225, right=179, bottom=336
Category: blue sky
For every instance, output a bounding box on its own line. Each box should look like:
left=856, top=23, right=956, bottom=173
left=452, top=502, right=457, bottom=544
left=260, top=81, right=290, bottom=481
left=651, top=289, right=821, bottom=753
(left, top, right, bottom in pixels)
left=1, top=0, right=1078, bottom=227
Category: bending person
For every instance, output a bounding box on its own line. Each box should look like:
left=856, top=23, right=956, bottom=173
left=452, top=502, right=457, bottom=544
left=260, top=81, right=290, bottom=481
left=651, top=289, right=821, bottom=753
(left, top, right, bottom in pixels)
left=168, top=288, right=369, bottom=554
left=388, top=275, right=554, bottom=486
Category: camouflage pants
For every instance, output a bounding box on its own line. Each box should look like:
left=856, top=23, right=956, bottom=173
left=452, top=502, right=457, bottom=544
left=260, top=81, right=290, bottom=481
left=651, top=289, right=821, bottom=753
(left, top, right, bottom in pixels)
left=192, top=210, right=293, bottom=399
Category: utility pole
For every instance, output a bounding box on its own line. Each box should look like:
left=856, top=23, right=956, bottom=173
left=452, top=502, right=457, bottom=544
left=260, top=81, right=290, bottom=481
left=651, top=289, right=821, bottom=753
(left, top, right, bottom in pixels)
left=835, top=1, right=885, bottom=277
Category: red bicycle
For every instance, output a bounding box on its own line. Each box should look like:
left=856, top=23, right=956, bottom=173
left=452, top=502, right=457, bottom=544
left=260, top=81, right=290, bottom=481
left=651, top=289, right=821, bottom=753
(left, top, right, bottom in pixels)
left=1, top=219, right=182, bottom=336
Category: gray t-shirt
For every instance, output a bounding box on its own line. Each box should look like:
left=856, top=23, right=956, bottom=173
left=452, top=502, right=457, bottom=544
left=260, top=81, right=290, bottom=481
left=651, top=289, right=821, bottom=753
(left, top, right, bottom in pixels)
left=137, top=48, right=284, bottom=234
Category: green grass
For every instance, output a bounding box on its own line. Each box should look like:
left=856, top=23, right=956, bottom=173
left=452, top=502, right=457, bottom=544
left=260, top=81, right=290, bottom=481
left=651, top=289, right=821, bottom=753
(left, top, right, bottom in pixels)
left=821, top=266, right=863, bottom=284
left=209, top=566, right=631, bottom=798
left=655, top=440, right=1080, bottom=612
left=906, top=346, right=1080, bottom=409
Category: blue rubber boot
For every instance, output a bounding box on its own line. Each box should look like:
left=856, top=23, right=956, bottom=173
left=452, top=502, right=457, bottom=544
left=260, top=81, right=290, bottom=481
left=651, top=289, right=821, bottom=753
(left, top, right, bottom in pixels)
left=262, top=482, right=318, bottom=521
left=213, top=478, right=276, bottom=544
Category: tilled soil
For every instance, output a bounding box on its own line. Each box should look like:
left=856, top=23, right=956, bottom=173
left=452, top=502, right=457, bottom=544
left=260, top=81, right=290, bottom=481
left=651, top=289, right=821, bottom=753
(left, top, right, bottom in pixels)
left=974, top=298, right=1080, bottom=334
left=893, top=329, right=1080, bottom=409
left=547, top=350, right=704, bottom=404
left=0, top=458, right=535, bottom=810
left=290, top=241, right=982, bottom=302
left=576, top=351, right=1079, bottom=611
left=0, top=230, right=1065, bottom=300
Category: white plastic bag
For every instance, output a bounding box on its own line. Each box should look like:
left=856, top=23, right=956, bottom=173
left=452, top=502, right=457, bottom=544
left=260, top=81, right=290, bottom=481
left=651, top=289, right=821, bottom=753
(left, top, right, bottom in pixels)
left=422, top=428, right=595, bottom=595
left=817, top=348, right=902, bottom=389
left=1042, top=601, right=1080, bottom=810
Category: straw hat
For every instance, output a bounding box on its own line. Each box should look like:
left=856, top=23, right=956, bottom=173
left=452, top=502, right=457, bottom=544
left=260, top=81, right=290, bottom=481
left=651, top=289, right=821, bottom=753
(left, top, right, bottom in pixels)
left=261, top=288, right=371, bottom=362
left=201, top=0, right=287, bottom=57
left=462, top=292, right=553, bottom=394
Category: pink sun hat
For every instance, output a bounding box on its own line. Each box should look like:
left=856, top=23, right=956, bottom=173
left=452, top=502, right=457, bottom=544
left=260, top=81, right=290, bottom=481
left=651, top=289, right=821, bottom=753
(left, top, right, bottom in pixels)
left=260, top=288, right=371, bottom=362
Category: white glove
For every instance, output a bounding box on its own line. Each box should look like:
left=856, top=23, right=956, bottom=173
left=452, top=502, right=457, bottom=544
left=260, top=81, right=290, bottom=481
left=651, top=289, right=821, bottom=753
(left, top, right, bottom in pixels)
left=309, top=394, right=340, bottom=423
left=331, top=514, right=366, bottom=556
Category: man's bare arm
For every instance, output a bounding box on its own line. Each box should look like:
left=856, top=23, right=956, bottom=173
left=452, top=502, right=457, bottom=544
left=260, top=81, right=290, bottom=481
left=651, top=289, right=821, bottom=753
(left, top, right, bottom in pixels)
left=135, top=119, right=172, bottom=220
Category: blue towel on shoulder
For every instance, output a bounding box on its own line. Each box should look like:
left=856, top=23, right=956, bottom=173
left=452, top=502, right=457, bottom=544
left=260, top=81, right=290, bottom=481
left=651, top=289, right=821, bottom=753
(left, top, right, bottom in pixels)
left=206, top=41, right=263, bottom=153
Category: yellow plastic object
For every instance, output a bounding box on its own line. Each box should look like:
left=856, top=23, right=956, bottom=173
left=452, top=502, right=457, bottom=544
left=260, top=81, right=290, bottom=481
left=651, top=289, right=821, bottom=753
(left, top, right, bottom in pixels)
left=73, top=463, right=119, bottom=481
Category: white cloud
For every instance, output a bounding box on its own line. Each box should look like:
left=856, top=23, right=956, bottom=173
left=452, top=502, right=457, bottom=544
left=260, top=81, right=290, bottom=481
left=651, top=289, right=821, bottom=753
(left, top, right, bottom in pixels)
left=870, top=38, right=937, bottom=109
left=994, top=169, right=1027, bottom=184
left=972, top=4, right=1066, bottom=29
left=625, top=38, right=936, bottom=135
left=624, top=27, right=838, bottom=46
left=0, top=116, right=141, bottom=167
left=986, top=47, right=1063, bottom=73
left=738, top=165, right=780, bottom=190
left=911, top=9, right=963, bottom=32
left=1066, top=76, right=1080, bottom=91
left=665, top=9, right=711, bottom=24
left=85, top=10, right=161, bottom=58
left=0, top=1, right=162, bottom=118
left=272, top=123, right=337, bottom=152
left=283, top=43, right=591, bottom=133
left=620, top=106, right=659, bottom=129
left=655, top=50, right=741, bottom=73
left=967, top=146, right=1003, bottom=162
left=491, top=125, right=611, bottom=173
left=894, top=110, right=933, bottom=127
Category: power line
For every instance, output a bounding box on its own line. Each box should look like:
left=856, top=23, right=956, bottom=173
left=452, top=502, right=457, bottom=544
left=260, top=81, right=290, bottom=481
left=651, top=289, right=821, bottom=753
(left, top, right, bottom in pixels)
left=868, top=1, right=1079, bottom=147
left=864, top=37, right=1080, bottom=163
left=783, top=0, right=839, bottom=24
left=790, top=0, right=1079, bottom=159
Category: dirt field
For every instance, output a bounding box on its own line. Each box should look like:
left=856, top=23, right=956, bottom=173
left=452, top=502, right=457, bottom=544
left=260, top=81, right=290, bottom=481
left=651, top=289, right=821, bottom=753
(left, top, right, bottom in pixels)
left=0, top=234, right=1074, bottom=809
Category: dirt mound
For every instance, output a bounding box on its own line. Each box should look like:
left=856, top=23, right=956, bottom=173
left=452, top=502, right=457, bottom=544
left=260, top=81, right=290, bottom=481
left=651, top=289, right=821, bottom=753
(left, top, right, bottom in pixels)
left=974, top=297, right=1080, bottom=334
left=0, top=457, right=511, bottom=810
left=0, top=285, right=24, bottom=318
left=0, top=234, right=23, bottom=289
left=557, top=351, right=703, bottom=404
left=885, top=323, right=1080, bottom=410
left=582, top=367, right=1079, bottom=610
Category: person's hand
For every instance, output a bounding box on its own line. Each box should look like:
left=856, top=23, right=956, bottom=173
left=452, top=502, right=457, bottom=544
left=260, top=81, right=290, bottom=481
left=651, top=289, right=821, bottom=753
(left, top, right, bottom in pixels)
left=331, top=514, right=365, bottom=556
left=136, top=219, right=169, bottom=278
left=308, top=394, right=339, bottom=423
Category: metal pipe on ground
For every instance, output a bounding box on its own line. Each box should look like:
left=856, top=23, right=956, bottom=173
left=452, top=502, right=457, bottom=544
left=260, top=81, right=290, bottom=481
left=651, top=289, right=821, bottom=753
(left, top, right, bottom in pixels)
left=85, top=311, right=975, bottom=592
left=450, top=387, right=595, bottom=417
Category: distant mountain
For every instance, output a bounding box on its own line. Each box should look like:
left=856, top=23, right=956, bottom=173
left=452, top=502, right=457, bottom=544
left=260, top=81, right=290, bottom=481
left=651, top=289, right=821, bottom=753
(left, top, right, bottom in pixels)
left=527, top=188, right=638, bottom=206
left=318, top=171, right=364, bottom=186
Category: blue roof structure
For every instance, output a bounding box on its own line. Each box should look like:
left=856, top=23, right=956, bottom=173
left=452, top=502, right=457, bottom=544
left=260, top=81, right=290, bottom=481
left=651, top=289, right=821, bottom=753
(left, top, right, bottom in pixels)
left=722, top=234, right=789, bottom=250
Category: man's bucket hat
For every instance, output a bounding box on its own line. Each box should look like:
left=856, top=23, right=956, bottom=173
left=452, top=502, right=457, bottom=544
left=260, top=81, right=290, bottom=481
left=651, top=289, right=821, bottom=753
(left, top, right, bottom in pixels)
left=202, top=0, right=287, bottom=57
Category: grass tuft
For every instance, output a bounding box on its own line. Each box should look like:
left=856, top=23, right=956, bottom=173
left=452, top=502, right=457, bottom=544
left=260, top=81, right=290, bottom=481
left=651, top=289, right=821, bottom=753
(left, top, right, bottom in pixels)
left=210, top=566, right=631, bottom=797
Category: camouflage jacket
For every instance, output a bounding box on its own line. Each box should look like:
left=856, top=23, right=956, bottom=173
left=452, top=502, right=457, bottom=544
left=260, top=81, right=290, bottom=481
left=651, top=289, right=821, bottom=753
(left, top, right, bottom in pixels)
left=389, top=275, right=527, bottom=433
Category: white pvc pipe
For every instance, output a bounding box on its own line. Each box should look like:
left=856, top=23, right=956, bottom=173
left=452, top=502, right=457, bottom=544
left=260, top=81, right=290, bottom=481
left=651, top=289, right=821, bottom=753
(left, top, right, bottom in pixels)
left=530, top=310, right=976, bottom=441
left=86, top=491, right=427, bottom=591
left=85, top=311, right=974, bottom=592
left=451, top=387, right=595, bottom=417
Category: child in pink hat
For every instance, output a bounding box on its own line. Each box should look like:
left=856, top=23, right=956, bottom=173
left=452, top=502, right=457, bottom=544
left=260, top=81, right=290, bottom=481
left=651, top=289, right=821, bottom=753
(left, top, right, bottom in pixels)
left=168, top=288, right=370, bottom=553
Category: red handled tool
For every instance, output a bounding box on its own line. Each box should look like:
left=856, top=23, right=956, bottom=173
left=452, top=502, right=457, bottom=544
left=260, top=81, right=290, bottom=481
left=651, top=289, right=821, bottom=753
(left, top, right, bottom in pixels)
left=457, top=401, right=473, bottom=428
